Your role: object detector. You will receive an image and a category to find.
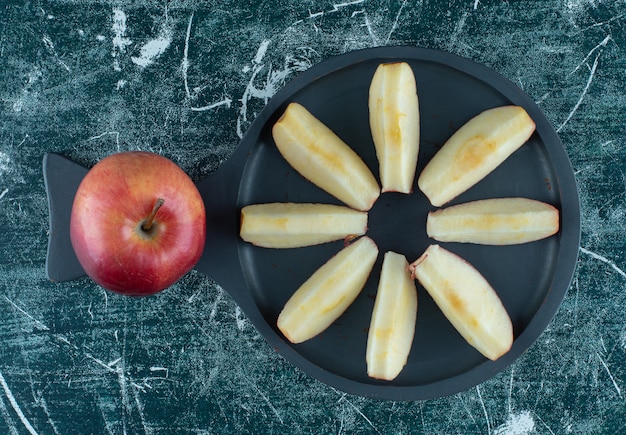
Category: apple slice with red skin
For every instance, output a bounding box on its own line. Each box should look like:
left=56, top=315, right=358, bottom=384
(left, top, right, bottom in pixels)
left=69, top=151, right=206, bottom=296
left=409, top=245, right=513, bottom=361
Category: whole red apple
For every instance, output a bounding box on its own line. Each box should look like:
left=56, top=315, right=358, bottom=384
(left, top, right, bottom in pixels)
left=70, top=151, right=206, bottom=296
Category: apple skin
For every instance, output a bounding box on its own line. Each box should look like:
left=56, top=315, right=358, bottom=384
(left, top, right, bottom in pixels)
left=70, top=151, right=206, bottom=296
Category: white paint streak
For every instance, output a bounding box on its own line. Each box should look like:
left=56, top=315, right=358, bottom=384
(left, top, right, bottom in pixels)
left=97, top=399, right=116, bottom=435
left=42, top=35, right=71, bottom=72
left=84, top=353, right=117, bottom=374
left=149, top=367, right=169, bottom=378
left=131, top=29, right=172, bottom=68
left=565, top=0, right=600, bottom=17
left=476, top=385, right=492, bottom=435
left=493, top=411, right=535, bottom=435
left=108, top=357, right=122, bottom=368
left=41, top=36, right=53, bottom=49
left=3, top=296, right=50, bottom=331
left=0, top=188, right=8, bottom=200
left=112, top=8, right=132, bottom=71
left=254, top=40, right=271, bottom=65
left=103, top=288, right=109, bottom=312
left=571, top=35, right=611, bottom=74
left=580, top=247, right=626, bottom=279
left=182, top=13, right=232, bottom=113
left=448, top=11, right=469, bottom=50
left=236, top=41, right=314, bottom=137
left=0, top=151, right=11, bottom=177
left=385, top=0, right=408, bottom=44
left=330, top=0, right=365, bottom=12
left=363, top=16, right=381, bottom=45
left=577, top=12, right=626, bottom=34
left=533, top=413, right=556, bottom=435
left=131, top=381, right=151, bottom=434
left=338, top=395, right=380, bottom=433
left=182, top=13, right=194, bottom=100
left=187, top=289, right=200, bottom=303
left=474, top=0, right=480, bottom=9
left=304, top=0, right=365, bottom=20
left=116, top=365, right=132, bottom=433
left=456, top=394, right=478, bottom=426
left=48, top=328, right=153, bottom=432
left=234, top=306, right=247, bottom=331
left=507, top=368, right=514, bottom=414
left=190, top=98, right=232, bottom=112
left=0, top=370, right=39, bottom=435
left=53, top=335, right=74, bottom=348
left=88, top=131, right=120, bottom=152
left=208, top=291, right=223, bottom=323
left=12, top=99, right=24, bottom=112
left=596, top=351, right=623, bottom=398
left=250, top=382, right=284, bottom=424
left=556, top=52, right=600, bottom=132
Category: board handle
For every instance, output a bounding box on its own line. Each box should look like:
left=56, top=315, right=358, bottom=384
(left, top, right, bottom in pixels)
left=194, top=165, right=249, bottom=296
left=42, top=152, right=250, bottom=302
left=43, top=153, right=88, bottom=282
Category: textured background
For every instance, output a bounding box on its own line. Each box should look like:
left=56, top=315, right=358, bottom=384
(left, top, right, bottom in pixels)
left=1, top=0, right=625, bottom=433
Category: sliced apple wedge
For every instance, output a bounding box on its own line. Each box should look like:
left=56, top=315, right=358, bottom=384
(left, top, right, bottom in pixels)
left=240, top=202, right=368, bottom=248
left=427, top=197, right=559, bottom=245
left=369, top=62, right=420, bottom=194
left=409, top=245, right=513, bottom=360
left=277, top=236, right=379, bottom=343
left=272, top=102, right=380, bottom=211
left=418, top=105, right=536, bottom=207
left=366, top=251, right=418, bottom=381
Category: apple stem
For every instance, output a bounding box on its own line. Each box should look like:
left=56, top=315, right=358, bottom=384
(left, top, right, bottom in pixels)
left=142, top=198, right=165, bottom=232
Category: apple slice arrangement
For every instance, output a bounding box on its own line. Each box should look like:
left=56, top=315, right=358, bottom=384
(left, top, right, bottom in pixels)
left=239, top=62, right=560, bottom=381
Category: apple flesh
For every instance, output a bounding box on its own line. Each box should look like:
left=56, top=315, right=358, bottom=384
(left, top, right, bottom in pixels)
left=369, top=62, right=420, bottom=194
left=240, top=202, right=367, bottom=248
left=418, top=106, right=536, bottom=207
left=272, top=102, right=380, bottom=211
left=277, top=236, right=379, bottom=343
left=70, top=151, right=206, bottom=296
left=409, top=244, right=513, bottom=361
left=366, top=251, right=418, bottom=381
left=427, top=197, right=559, bottom=245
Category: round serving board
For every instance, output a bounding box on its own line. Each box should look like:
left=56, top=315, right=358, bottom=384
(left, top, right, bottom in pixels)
left=44, top=46, right=580, bottom=400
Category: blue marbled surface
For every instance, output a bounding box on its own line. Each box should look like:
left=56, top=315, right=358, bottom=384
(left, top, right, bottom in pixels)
left=1, top=1, right=625, bottom=433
